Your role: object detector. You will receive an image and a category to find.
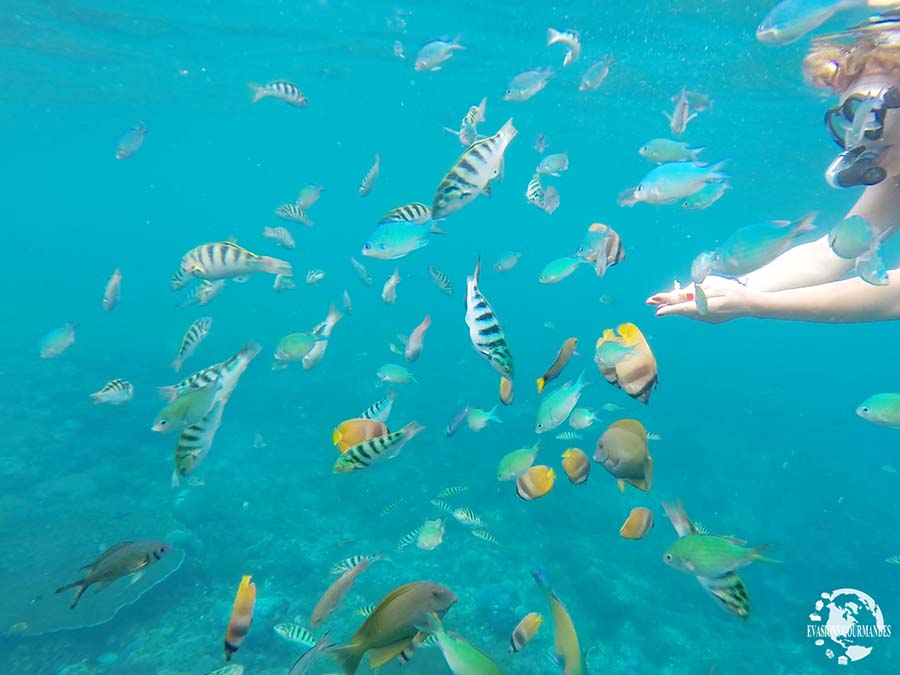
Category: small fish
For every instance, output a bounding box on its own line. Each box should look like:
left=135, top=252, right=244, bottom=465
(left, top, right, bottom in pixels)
left=333, top=418, right=389, bottom=452
left=152, top=381, right=219, bottom=433
left=415, top=36, right=464, bottom=72
left=288, top=633, right=337, bottom=675
left=539, top=256, right=587, bottom=284
left=887, top=555, right=900, bottom=564
left=639, top=138, right=703, bottom=163
left=361, top=391, right=396, bottom=422
left=595, top=419, right=654, bottom=493
left=359, top=154, right=380, bottom=197
left=882, top=465, right=897, bottom=475
left=467, top=406, right=501, bottom=431
left=380, top=499, right=404, bottom=516
left=555, top=431, right=582, bottom=440
left=446, top=406, right=469, bottom=437
left=274, top=332, right=325, bottom=368
left=547, top=28, right=581, bottom=66
left=568, top=407, right=597, bottom=430
left=276, top=203, right=314, bottom=226
left=531, top=566, right=586, bottom=674
left=498, top=442, right=541, bottom=480
left=634, top=161, right=728, bottom=205
left=416, top=612, right=502, bottom=674
left=682, top=182, right=730, bottom=210
left=503, top=67, right=554, bottom=102
left=224, top=575, right=256, bottom=660
left=665, top=89, right=697, bottom=136
left=535, top=134, right=548, bottom=154
left=465, top=257, right=515, bottom=379
left=856, top=393, right=900, bottom=427
left=494, top=251, right=521, bottom=272
left=536, top=371, right=587, bottom=433
left=664, top=535, right=775, bottom=578
left=543, top=189, right=560, bottom=215
left=428, top=266, right=454, bottom=295
left=253, top=433, right=266, bottom=449
left=594, top=341, right=636, bottom=370
left=710, top=213, right=816, bottom=278
left=472, top=530, right=499, bottom=545
left=536, top=338, right=577, bottom=393
left=116, top=121, right=146, bottom=160
left=380, top=202, right=433, bottom=225
left=417, top=519, right=445, bottom=550
left=675, top=89, right=714, bottom=112
left=90, top=378, right=134, bottom=405
left=330, top=554, right=384, bottom=575
left=756, top=0, right=873, bottom=45
left=382, top=268, right=400, bottom=304
left=343, top=290, right=352, bottom=315
left=377, top=363, right=416, bottom=384
left=172, top=317, right=212, bottom=372
left=102, top=267, right=122, bottom=311
left=303, top=303, right=342, bottom=371
left=829, top=216, right=874, bottom=260
left=312, top=559, right=373, bottom=626
left=516, top=465, right=556, bottom=500
left=206, top=665, right=244, bottom=675
left=181, top=241, right=291, bottom=281
left=297, top=184, right=326, bottom=209
left=561, top=448, right=590, bottom=484
left=350, top=257, right=373, bottom=286
left=499, top=376, right=514, bottom=405
left=694, top=283, right=709, bottom=315
left=580, top=56, right=613, bottom=91
left=249, top=80, right=307, bottom=106
left=397, top=528, right=421, bottom=550
left=404, top=316, right=431, bottom=362
left=306, top=269, right=325, bottom=285
left=355, top=603, right=377, bottom=617
left=362, top=221, right=445, bottom=260
left=601, top=403, right=624, bottom=412
left=537, top=152, right=569, bottom=176
left=431, top=499, right=455, bottom=514
left=525, top=173, right=547, bottom=210
left=333, top=421, right=425, bottom=473
left=620, top=507, right=654, bottom=540
left=509, top=612, right=543, bottom=653
left=452, top=508, right=485, bottom=528
left=274, top=623, right=318, bottom=646
left=856, top=249, right=889, bottom=286
left=55, top=540, right=171, bottom=608
left=263, top=226, right=296, bottom=249
left=394, top=40, right=405, bottom=60
left=437, top=486, right=469, bottom=498
left=40, top=323, right=77, bottom=359
left=177, top=279, right=225, bottom=309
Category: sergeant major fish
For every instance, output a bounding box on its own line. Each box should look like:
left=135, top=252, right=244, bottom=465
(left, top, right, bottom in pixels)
left=359, top=154, right=380, bottom=197
left=445, top=97, right=487, bottom=145
left=547, top=28, right=581, bottom=66
left=263, top=226, right=295, bottom=249
left=333, top=422, right=425, bottom=473
left=90, top=378, right=134, bottom=405
left=102, top=267, right=122, bottom=311
left=172, top=317, right=212, bottom=372
left=465, top=257, right=514, bottom=379
left=380, top=202, right=433, bottom=225
left=276, top=203, right=314, bottom=227
left=181, top=242, right=291, bottom=281
left=428, top=266, right=453, bottom=295
left=249, top=80, right=307, bottom=106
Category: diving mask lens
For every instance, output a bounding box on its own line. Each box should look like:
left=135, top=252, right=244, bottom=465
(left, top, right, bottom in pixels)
left=825, top=146, right=888, bottom=188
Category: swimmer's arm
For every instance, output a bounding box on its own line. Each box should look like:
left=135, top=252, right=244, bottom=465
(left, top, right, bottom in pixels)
left=749, top=271, right=900, bottom=322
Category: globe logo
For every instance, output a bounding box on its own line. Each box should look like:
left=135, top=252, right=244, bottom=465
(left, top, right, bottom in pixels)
left=807, top=589, right=892, bottom=665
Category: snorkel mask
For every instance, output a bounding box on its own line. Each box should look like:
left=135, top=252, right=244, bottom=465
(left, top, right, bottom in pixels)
left=824, top=85, right=900, bottom=187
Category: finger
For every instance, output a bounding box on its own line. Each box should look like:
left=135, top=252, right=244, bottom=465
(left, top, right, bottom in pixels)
left=656, top=301, right=698, bottom=318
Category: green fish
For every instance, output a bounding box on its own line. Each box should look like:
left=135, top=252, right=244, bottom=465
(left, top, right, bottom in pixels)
left=663, top=534, right=775, bottom=577
left=538, top=256, right=588, bottom=284
left=535, top=371, right=587, bottom=434
left=594, top=342, right=636, bottom=369
left=856, top=393, right=900, bottom=427
left=638, top=138, right=703, bottom=163
left=531, top=565, right=586, bottom=675
left=416, top=612, right=502, bottom=675
left=681, top=181, right=729, bottom=210
left=274, top=332, right=325, bottom=367
left=497, top=442, right=540, bottom=480
left=151, top=381, right=218, bottom=433
left=712, top=213, right=816, bottom=277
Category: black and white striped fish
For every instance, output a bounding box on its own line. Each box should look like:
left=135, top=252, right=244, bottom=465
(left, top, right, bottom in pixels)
left=350, top=257, right=373, bottom=286
left=525, top=173, right=546, bottom=210
left=360, top=391, right=396, bottom=422
left=181, top=242, right=291, bottom=281
left=436, top=486, right=468, bottom=498
left=428, top=265, right=453, bottom=295
left=432, top=118, right=517, bottom=219
left=329, top=553, right=384, bottom=575
left=430, top=499, right=455, bottom=514
left=380, top=497, right=404, bottom=516
left=90, top=378, right=134, bottom=405
left=275, top=203, right=314, bottom=227
left=359, top=153, right=380, bottom=197
left=333, top=421, right=425, bottom=473
left=444, top=97, right=487, bottom=146
left=171, top=266, right=191, bottom=290
left=273, top=623, right=317, bottom=646
left=396, top=528, right=421, bottom=550
left=172, top=317, right=212, bottom=373
left=177, top=280, right=225, bottom=310
left=452, top=507, right=485, bottom=527
left=172, top=400, right=224, bottom=486
left=159, top=341, right=261, bottom=402
left=263, top=226, right=295, bottom=249
left=465, top=257, right=514, bottom=379
left=380, top=202, right=432, bottom=225
left=472, top=530, right=499, bottom=545
left=248, top=80, right=307, bottom=107
left=354, top=603, right=376, bottom=617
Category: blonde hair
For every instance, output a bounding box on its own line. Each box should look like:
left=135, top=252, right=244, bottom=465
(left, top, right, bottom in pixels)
left=804, top=37, right=900, bottom=93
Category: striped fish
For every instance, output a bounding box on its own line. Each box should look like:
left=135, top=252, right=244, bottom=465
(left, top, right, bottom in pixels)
left=306, top=269, right=325, bottom=285
left=360, top=391, right=396, bottom=422
left=333, top=421, right=425, bottom=473
left=275, top=203, right=314, bottom=227
left=172, top=400, right=225, bottom=486
left=248, top=80, right=307, bottom=106
left=177, top=280, right=225, bottom=310
left=354, top=603, right=376, bottom=617
left=330, top=554, right=383, bottom=575
left=452, top=508, right=485, bottom=528
left=159, top=341, right=261, bottom=402
left=89, top=378, right=134, bottom=405
left=263, top=226, right=296, bottom=249
left=359, top=153, right=380, bottom=197
left=380, top=202, right=432, bottom=225
left=350, top=257, right=373, bottom=286
left=181, top=242, right=291, bottom=281
left=171, top=266, right=191, bottom=290
left=380, top=498, right=404, bottom=516
left=525, top=173, right=545, bottom=209
left=430, top=499, right=455, bottom=514
left=397, top=633, right=438, bottom=664
left=172, top=317, right=212, bottom=372
left=472, top=530, right=499, bottom=545
left=396, top=528, right=421, bottom=550
left=555, top=431, right=582, bottom=441
left=465, top=256, right=514, bottom=379
left=445, top=97, right=487, bottom=146
left=436, top=486, right=468, bottom=497
left=273, top=623, right=317, bottom=646
left=432, top=118, right=517, bottom=219
left=428, top=265, right=453, bottom=295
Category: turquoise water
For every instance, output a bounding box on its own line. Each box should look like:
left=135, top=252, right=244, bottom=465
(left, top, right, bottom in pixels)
left=2, top=1, right=899, bottom=674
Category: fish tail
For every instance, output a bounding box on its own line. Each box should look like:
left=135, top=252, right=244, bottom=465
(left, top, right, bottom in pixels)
left=55, top=580, right=87, bottom=608
left=171, top=356, right=183, bottom=373
left=530, top=564, right=550, bottom=591
left=793, top=211, right=817, bottom=233
left=451, top=34, right=465, bottom=49
left=171, top=470, right=181, bottom=488
left=256, top=255, right=292, bottom=276
left=401, top=420, right=426, bottom=439
left=332, top=427, right=342, bottom=446
left=328, top=644, right=363, bottom=675
left=750, top=545, right=780, bottom=564
left=247, top=82, right=263, bottom=102
left=546, top=27, right=560, bottom=44
left=157, top=386, right=178, bottom=402
left=536, top=377, right=545, bottom=393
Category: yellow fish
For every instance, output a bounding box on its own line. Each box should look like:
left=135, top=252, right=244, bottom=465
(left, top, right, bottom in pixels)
left=516, top=465, right=556, bottom=500
left=333, top=418, right=389, bottom=452
left=595, top=324, right=658, bottom=404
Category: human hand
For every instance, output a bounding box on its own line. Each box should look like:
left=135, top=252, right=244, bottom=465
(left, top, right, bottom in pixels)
left=646, top=276, right=757, bottom=323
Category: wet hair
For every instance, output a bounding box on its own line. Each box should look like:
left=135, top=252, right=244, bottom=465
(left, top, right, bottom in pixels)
left=804, top=36, right=900, bottom=94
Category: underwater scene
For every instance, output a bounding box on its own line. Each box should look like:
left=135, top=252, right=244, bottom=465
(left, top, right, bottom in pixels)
left=3, top=0, right=900, bottom=674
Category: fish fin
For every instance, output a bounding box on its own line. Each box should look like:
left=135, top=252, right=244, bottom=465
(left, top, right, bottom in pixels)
left=247, top=82, right=263, bottom=102
left=536, top=377, right=545, bottom=393
left=663, top=111, right=673, bottom=123
left=129, top=569, right=145, bottom=584
left=92, top=581, right=111, bottom=594
left=617, top=479, right=625, bottom=493
left=750, top=545, right=780, bottom=564
left=55, top=581, right=88, bottom=609
left=369, top=638, right=418, bottom=669
left=329, top=644, right=364, bottom=675
left=483, top=182, right=492, bottom=197
left=430, top=223, right=447, bottom=235
left=443, top=127, right=461, bottom=136
left=332, top=427, right=342, bottom=446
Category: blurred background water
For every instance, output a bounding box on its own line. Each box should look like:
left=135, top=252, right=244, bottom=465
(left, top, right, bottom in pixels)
left=1, top=1, right=898, bottom=674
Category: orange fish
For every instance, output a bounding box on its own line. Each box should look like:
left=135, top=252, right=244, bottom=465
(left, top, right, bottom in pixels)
left=225, top=575, right=256, bottom=661
left=561, top=448, right=590, bottom=484
left=333, top=418, right=389, bottom=452
left=516, top=465, right=556, bottom=500
left=499, top=376, right=514, bottom=405
left=619, top=507, right=654, bottom=540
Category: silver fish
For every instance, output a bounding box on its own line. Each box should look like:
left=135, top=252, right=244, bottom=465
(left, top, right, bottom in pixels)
left=665, top=89, right=697, bottom=137
left=359, top=154, right=380, bottom=197
left=350, top=257, right=373, bottom=286
left=446, top=405, right=469, bottom=437
left=428, top=265, right=453, bottom=295
left=465, top=256, right=514, bottom=379
left=249, top=80, right=307, bottom=106
left=276, top=203, right=314, bottom=227
left=172, top=317, right=212, bottom=373
left=263, top=226, right=295, bottom=249
left=90, top=378, right=134, bottom=405
left=177, top=280, right=225, bottom=309
left=180, top=242, right=291, bottom=281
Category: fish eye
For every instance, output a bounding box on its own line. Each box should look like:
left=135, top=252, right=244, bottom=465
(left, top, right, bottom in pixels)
left=379, top=243, right=386, bottom=249
left=861, top=406, right=869, bottom=412
left=363, top=243, right=371, bottom=250
left=664, top=553, right=672, bottom=561
left=635, top=185, right=643, bottom=192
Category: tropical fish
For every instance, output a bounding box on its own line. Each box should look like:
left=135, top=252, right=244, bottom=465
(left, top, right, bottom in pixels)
left=516, top=465, right=556, bottom=500
left=343, top=290, right=352, bottom=315
left=303, top=304, right=343, bottom=371
left=756, top=0, right=876, bottom=45
left=436, top=486, right=469, bottom=498
left=276, top=203, right=314, bottom=226
left=204, top=666, right=245, bottom=675
left=574, top=223, right=625, bottom=277
left=601, top=403, right=625, bottom=412
left=494, top=251, right=522, bottom=272
left=499, top=376, right=514, bottom=405
left=471, top=530, right=499, bottom=545
left=595, top=324, right=658, bottom=404
left=536, top=371, right=587, bottom=433
left=288, top=633, right=337, bottom=675
left=382, top=268, right=400, bottom=304
left=274, top=623, right=317, bottom=646
left=856, top=393, right=900, bottom=427
left=445, top=406, right=469, bottom=437
left=90, top=378, right=134, bottom=405
left=381, top=202, right=433, bottom=225
left=561, top=448, right=590, bottom=484
left=828, top=215, right=874, bottom=259
left=377, top=363, right=416, bottom=384
left=856, top=249, right=889, bottom=286
left=180, top=241, right=291, bottom=281
left=397, top=528, right=422, bottom=550
left=664, top=534, right=775, bottom=578
left=405, top=315, right=431, bottom=361
left=263, top=226, right=296, bottom=249
left=452, top=508, right=485, bottom=527
left=160, top=340, right=260, bottom=403
left=428, top=266, right=454, bottom=295
left=503, top=67, right=554, bottom=101
left=555, top=431, right=582, bottom=440
left=177, top=280, right=225, bottom=309
left=580, top=56, right=613, bottom=91
left=359, top=154, right=380, bottom=197
left=526, top=173, right=547, bottom=210
left=708, top=214, right=816, bottom=278
left=445, top=97, right=487, bottom=145
left=537, top=152, right=569, bottom=176
left=639, top=138, right=703, bottom=163
left=467, top=406, right=501, bottom=431
left=55, top=541, right=171, bottom=608
left=333, top=422, right=425, bottom=473
left=172, top=317, right=212, bottom=372
left=535, top=133, right=548, bottom=153
left=620, top=507, right=654, bottom=540
left=115, top=121, right=146, bottom=159
left=297, top=184, right=326, bottom=209
left=531, top=565, right=586, bottom=674
left=333, top=418, right=390, bottom=452
left=249, top=80, right=307, bottom=106
left=328, top=582, right=457, bottom=674
left=432, top=119, right=517, bottom=219
left=465, top=257, right=514, bottom=379
left=676, top=89, right=714, bottom=111
left=312, top=559, right=372, bottom=627
left=416, top=612, right=502, bottom=674
left=40, top=323, right=77, bottom=359
left=594, top=419, right=654, bottom=492
left=547, top=28, right=581, bottom=66
left=152, top=381, right=219, bottom=433
left=415, top=37, right=465, bottom=72
left=510, top=612, right=543, bottom=653
left=498, top=442, right=541, bottom=480
left=224, top=575, right=256, bottom=660
left=536, top=337, right=577, bottom=393
left=568, top=408, right=597, bottom=430
left=694, top=282, right=710, bottom=315
left=363, top=221, right=444, bottom=260
left=594, top=341, right=636, bottom=369
left=331, top=554, right=384, bottom=575
left=665, top=89, right=697, bottom=136
left=273, top=332, right=325, bottom=369
left=633, top=161, right=727, bottom=205
left=417, top=519, right=445, bottom=550
left=306, top=269, right=325, bottom=285
left=350, top=257, right=373, bottom=286
left=539, top=256, right=588, bottom=284
left=361, top=392, right=396, bottom=422
left=102, top=267, right=122, bottom=311
left=355, top=603, right=377, bottom=616
left=171, top=399, right=224, bottom=486
left=681, top=181, right=730, bottom=210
